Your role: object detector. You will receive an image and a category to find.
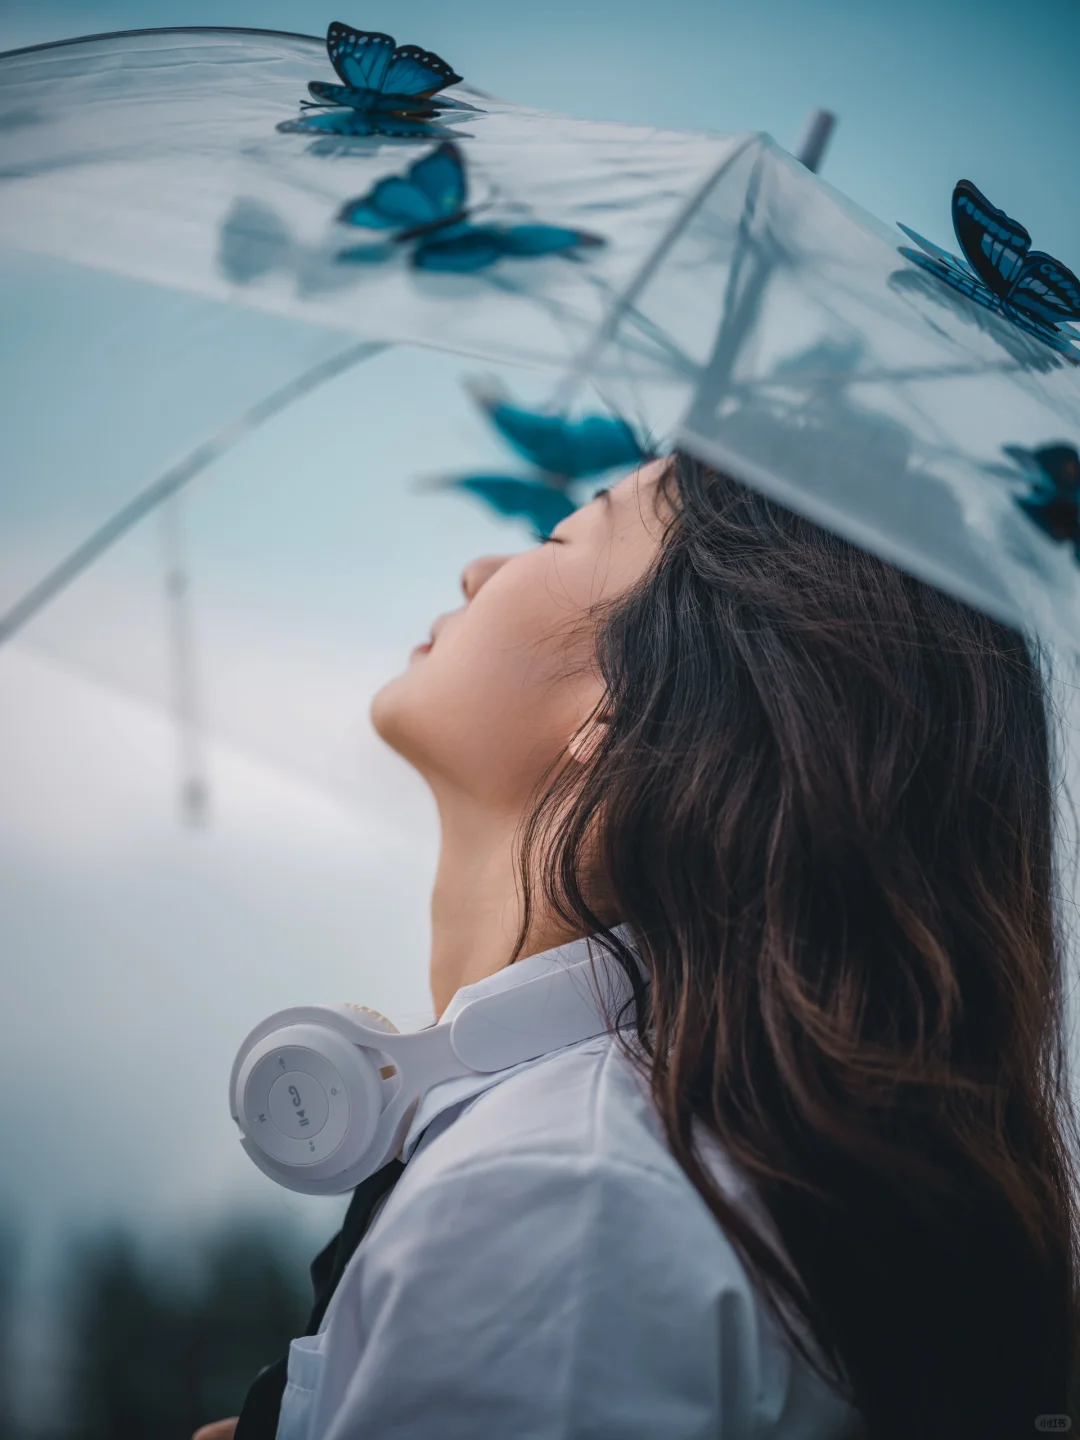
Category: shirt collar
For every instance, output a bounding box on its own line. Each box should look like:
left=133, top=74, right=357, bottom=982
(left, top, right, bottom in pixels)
left=401, top=927, right=635, bottom=1162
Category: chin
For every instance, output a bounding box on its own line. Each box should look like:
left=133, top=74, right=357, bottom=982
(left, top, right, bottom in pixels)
left=370, top=668, right=430, bottom=774
left=370, top=671, right=407, bottom=749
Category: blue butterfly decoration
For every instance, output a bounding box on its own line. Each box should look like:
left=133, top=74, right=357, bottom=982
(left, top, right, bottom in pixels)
left=1003, top=443, right=1080, bottom=558
left=450, top=477, right=580, bottom=536
left=337, top=141, right=605, bottom=272
left=431, top=380, right=648, bottom=537
left=480, top=385, right=646, bottom=477
left=898, top=181, right=1080, bottom=359
left=277, top=22, right=476, bottom=139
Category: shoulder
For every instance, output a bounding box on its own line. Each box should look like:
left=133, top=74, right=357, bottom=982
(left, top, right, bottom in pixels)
left=403, top=1033, right=756, bottom=1208
left=324, top=1038, right=862, bottom=1438
left=374, top=1037, right=763, bottom=1312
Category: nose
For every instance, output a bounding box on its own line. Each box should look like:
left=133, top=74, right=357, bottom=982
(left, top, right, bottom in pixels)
left=460, top=554, right=511, bottom=602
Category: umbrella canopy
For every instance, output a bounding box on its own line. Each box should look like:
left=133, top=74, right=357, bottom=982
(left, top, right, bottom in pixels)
left=558, top=137, right=1080, bottom=647
left=0, top=26, right=735, bottom=367
left=0, top=25, right=737, bottom=800
left=659, top=140, right=1080, bottom=648
left=2, top=24, right=1080, bottom=808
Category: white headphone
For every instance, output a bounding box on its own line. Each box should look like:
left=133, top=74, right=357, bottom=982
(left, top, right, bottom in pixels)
left=230, top=946, right=631, bottom=1195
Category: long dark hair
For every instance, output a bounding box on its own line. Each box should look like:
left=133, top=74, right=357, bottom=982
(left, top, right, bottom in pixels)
left=518, top=453, right=1080, bottom=1438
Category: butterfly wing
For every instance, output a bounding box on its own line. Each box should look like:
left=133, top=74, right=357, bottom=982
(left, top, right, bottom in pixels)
left=562, top=415, right=646, bottom=475
left=280, top=111, right=375, bottom=137
left=1033, top=444, right=1080, bottom=499
left=493, top=224, right=605, bottom=257
left=1005, top=303, right=1080, bottom=358
left=339, top=144, right=466, bottom=229
left=1006, top=444, right=1080, bottom=548
left=897, top=223, right=976, bottom=280
left=368, top=113, right=451, bottom=139
left=282, top=110, right=439, bottom=139
left=413, top=225, right=501, bottom=271
left=482, top=400, right=577, bottom=473
left=339, top=177, right=442, bottom=229
left=307, top=85, right=474, bottom=115
left=952, top=179, right=1031, bottom=300
left=408, top=141, right=468, bottom=218
left=326, top=24, right=396, bottom=91
left=401, top=93, right=479, bottom=112
left=308, top=81, right=379, bottom=108
left=1004, top=443, right=1076, bottom=494
left=1011, top=251, right=1080, bottom=326
left=1016, top=491, right=1078, bottom=546
left=339, top=178, right=439, bottom=228
left=383, top=44, right=463, bottom=98
left=1002, top=444, right=1049, bottom=485
left=898, top=246, right=997, bottom=302
left=481, top=398, right=643, bottom=478
left=325, top=23, right=462, bottom=99
left=450, top=476, right=577, bottom=536
left=306, top=80, right=441, bottom=114
left=415, top=221, right=603, bottom=273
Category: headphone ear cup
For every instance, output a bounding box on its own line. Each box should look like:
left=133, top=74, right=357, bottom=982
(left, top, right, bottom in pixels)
left=231, top=1017, right=385, bottom=1194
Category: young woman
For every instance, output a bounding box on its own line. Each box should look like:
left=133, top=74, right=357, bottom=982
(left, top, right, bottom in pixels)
left=202, top=453, right=1079, bottom=1440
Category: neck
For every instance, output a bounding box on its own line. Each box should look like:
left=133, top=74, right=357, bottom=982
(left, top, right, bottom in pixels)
left=428, top=791, right=582, bottom=1018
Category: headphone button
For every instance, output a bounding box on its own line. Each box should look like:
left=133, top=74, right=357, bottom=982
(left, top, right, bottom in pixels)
left=267, top=1069, right=330, bottom=1139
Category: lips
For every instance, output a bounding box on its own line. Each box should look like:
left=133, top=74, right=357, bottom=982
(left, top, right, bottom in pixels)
left=412, top=612, right=450, bottom=658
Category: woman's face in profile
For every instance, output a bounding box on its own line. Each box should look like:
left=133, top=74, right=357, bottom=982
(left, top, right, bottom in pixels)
left=372, top=459, right=668, bottom=806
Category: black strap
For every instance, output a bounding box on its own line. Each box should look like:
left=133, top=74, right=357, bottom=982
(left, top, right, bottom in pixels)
left=234, top=1158, right=406, bottom=1440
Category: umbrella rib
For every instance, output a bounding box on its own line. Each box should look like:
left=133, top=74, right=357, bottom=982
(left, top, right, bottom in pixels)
left=0, top=25, right=323, bottom=61
left=0, top=339, right=386, bottom=650
left=680, top=148, right=775, bottom=435
left=552, top=132, right=760, bottom=409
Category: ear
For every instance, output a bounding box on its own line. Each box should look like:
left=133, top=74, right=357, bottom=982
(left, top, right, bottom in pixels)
left=568, top=707, right=609, bottom=767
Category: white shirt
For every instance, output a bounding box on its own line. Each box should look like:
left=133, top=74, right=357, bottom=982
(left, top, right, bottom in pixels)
left=277, top=938, right=865, bottom=1440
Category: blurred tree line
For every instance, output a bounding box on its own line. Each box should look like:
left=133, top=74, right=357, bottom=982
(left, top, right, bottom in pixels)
left=1, top=1207, right=1078, bottom=1436
left=0, top=1212, right=313, bottom=1440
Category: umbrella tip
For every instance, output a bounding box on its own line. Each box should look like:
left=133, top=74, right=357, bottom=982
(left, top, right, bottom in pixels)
left=794, top=109, right=837, bottom=174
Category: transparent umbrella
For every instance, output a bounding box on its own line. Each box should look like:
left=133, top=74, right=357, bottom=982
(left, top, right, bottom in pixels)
left=558, top=140, right=1080, bottom=649
left=2, top=24, right=1079, bottom=820
left=0, top=24, right=745, bottom=817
